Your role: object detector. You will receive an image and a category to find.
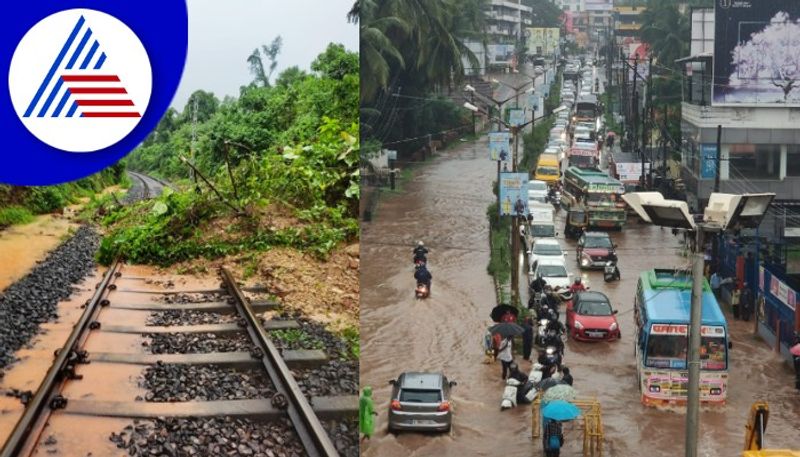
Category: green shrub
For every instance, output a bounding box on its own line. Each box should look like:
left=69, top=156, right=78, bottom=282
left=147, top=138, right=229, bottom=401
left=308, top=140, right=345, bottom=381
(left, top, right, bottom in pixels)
left=0, top=206, right=34, bottom=227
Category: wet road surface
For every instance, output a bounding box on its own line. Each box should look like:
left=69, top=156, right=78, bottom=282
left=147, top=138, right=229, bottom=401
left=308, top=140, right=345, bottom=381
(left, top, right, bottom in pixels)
left=360, top=133, right=800, bottom=456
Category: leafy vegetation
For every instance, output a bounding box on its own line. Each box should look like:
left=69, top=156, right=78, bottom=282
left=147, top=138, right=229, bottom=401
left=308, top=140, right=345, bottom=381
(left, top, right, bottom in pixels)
left=0, top=165, right=128, bottom=229
left=359, top=0, right=485, bottom=156
left=0, top=206, right=34, bottom=228
left=99, top=43, right=359, bottom=265
left=486, top=202, right=511, bottom=299
left=270, top=329, right=325, bottom=351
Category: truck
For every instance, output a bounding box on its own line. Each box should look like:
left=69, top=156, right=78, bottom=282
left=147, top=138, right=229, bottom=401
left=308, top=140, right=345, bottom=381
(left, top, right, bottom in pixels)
left=534, top=154, right=561, bottom=187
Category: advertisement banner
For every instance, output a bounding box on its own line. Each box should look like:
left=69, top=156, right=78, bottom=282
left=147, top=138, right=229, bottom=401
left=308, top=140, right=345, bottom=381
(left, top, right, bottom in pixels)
left=488, top=132, right=511, bottom=161
left=769, top=274, right=797, bottom=311
left=527, top=28, right=559, bottom=56
left=585, top=0, right=613, bottom=11
left=487, top=44, right=514, bottom=63
left=700, top=144, right=717, bottom=179
left=713, top=0, right=800, bottom=106
left=615, top=162, right=651, bottom=182
left=509, top=109, right=525, bottom=126
left=499, top=173, right=529, bottom=217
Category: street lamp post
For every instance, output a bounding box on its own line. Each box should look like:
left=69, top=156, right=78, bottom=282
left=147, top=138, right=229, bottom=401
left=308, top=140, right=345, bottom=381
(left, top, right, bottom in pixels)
left=464, top=102, right=566, bottom=306
left=623, top=191, right=775, bottom=457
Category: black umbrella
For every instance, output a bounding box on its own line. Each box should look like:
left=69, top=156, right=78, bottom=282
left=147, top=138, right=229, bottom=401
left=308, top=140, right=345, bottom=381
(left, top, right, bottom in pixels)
left=536, top=377, right=566, bottom=391
left=489, top=322, right=525, bottom=338
left=490, top=304, right=519, bottom=322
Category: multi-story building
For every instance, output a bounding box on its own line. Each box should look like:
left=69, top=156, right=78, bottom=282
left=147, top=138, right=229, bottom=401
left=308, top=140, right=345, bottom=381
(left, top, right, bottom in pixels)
left=612, top=5, right=644, bottom=43
left=484, top=0, right=533, bottom=70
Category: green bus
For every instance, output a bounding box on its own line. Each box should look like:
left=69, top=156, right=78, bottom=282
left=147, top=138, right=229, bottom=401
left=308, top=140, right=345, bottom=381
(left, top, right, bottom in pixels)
left=561, top=166, right=627, bottom=228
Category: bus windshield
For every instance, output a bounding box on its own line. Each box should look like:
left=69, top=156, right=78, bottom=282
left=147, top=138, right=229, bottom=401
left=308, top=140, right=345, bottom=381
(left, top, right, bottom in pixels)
left=576, top=105, right=596, bottom=119
left=645, top=334, right=687, bottom=369
left=537, top=167, right=559, bottom=176
left=700, top=335, right=727, bottom=370
left=587, top=193, right=618, bottom=205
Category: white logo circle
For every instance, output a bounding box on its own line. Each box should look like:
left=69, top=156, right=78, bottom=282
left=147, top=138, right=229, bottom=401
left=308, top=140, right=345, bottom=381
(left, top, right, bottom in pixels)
left=8, top=9, right=152, bottom=153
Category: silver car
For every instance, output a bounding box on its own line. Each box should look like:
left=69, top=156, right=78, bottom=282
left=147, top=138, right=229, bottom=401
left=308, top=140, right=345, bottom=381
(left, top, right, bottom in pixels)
left=387, top=372, right=456, bottom=433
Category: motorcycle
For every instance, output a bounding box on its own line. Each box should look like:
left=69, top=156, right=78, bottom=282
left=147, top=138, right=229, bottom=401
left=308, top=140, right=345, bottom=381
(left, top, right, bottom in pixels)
left=413, top=256, right=427, bottom=268
left=603, top=261, right=620, bottom=282
left=541, top=345, right=563, bottom=369
left=549, top=190, right=561, bottom=209
left=535, top=318, right=550, bottom=347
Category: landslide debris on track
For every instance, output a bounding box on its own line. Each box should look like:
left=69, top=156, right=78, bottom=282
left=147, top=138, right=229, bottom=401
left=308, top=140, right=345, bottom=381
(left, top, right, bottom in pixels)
left=0, top=225, right=98, bottom=370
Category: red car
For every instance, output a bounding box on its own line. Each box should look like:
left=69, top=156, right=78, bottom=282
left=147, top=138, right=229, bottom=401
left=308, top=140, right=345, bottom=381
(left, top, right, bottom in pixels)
left=566, top=291, right=621, bottom=341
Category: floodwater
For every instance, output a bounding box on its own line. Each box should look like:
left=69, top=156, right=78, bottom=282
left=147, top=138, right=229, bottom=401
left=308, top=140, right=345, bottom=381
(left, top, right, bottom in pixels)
left=359, top=138, right=800, bottom=455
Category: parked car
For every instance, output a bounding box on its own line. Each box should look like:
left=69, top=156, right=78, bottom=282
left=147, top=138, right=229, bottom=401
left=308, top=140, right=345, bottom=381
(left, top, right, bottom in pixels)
left=531, top=257, right=572, bottom=290
left=528, top=238, right=566, bottom=274
left=566, top=291, right=621, bottom=341
left=576, top=231, right=617, bottom=269
left=388, top=372, right=456, bottom=433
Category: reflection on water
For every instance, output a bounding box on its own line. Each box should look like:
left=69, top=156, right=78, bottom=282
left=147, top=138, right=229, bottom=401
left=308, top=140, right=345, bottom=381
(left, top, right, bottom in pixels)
left=360, top=137, right=800, bottom=456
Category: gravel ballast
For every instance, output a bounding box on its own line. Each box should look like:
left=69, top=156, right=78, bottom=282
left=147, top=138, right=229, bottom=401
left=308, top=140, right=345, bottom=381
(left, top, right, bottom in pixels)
left=144, top=332, right=252, bottom=354
left=0, top=226, right=98, bottom=370
left=140, top=364, right=275, bottom=402
left=110, top=417, right=305, bottom=457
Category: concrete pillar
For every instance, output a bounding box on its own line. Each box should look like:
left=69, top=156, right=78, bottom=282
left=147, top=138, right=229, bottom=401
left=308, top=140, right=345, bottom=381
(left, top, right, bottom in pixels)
left=720, top=144, right=730, bottom=180
left=780, top=144, right=787, bottom=180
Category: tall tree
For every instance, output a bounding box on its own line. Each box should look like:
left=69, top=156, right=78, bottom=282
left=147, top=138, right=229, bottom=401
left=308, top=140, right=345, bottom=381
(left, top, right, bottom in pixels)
left=247, top=36, right=283, bottom=87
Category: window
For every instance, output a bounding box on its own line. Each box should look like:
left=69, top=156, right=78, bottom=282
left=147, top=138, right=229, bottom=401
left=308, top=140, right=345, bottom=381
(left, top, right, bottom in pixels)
left=534, top=243, right=562, bottom=256
left=537, top=166, right=559, bottom=176
left=400, top=389, right=441, bottom=403
left=787, top=145, right=800, bottom=177
left=578, top=300, right=613, bottom=316
left=729, top=144, right=779, bottom=180
left=538, top=264, right=567, bottom=278
left=584, top=235, right=612, bottom=248
left=699, top=336, right=727, bottom=370
left=645, top=335, right=687, bottom=369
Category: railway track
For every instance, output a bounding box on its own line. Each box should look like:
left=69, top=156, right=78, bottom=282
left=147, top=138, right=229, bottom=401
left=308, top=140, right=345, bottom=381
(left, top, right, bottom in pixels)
left=0, top=263, right=356, bottom=457
left=127, top=171, right=171, bottom=201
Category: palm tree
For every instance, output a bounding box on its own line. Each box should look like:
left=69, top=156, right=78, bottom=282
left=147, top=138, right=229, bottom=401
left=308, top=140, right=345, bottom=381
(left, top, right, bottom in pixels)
left=359, top=0, right=407, bottom=103
left=639, top=2, right=689, bottom=71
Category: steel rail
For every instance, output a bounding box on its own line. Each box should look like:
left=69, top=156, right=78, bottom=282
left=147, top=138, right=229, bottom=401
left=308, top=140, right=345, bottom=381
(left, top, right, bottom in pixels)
left=221, top=268, right=339, bottom=457
left=0, top=260, right=121, bottom=457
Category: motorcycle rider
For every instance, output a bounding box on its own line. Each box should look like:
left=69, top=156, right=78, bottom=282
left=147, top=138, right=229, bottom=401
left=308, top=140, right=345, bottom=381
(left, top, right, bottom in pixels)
left=544, top=317, right=566, bottom=355
left=529, top=275, right=547, bottom=295
left=569, top=277, right=586, bottom=294
left=413, top=241, right=428, bottom=264
left=414, top=264, right=432, bottom=294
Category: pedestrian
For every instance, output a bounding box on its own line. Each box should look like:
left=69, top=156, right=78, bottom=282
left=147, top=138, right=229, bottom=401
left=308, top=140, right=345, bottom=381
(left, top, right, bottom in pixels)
left=561, top=366, right=573, bottom=386
left=359, top=386, right=376, bottom=442
left=710, top=271, right=721, bottom=300
left=542, top=418, right=564, bottom=457
left=522, top=317, right=534, bottom=361
left=740, top=283, right=754, bottom=322
left=793, top=332, right=800, bottom=390
left=497, top=336, right=514, bottom=380
left=731, top=281, right=741, bottom=320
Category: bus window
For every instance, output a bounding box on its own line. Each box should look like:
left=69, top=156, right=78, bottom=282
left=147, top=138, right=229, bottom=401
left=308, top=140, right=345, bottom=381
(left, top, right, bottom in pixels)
left=699, top=336, right=727, bottom=370
left=645, top=334, right=687, bottom=369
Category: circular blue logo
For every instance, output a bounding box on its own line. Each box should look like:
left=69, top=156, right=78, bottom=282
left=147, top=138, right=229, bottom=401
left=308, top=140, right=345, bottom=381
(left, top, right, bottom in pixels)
left=2, top=1, right=188, bottom=185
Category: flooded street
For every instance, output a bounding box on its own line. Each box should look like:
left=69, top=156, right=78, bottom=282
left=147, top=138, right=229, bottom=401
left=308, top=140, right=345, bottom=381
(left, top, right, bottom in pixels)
left=360, top=135, right=800, bottom=455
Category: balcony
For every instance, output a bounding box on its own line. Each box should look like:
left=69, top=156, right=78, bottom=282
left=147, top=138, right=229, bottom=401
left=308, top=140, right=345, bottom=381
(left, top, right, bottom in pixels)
left=682, top=102, right=800, bottom=132
left=488, top=0, right=533, bottom=13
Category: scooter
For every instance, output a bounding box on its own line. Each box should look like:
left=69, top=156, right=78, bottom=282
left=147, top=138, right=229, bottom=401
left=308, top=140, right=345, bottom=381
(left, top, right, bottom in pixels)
left=415, top=282, right=430, bottom=299
left=535, top=319, right=550, bottom=347
left=603, top=261, right=620, bottom=282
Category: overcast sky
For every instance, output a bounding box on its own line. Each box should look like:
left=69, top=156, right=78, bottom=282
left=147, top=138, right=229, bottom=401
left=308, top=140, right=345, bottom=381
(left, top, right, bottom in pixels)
left=170, top=0, right=358, bottom=111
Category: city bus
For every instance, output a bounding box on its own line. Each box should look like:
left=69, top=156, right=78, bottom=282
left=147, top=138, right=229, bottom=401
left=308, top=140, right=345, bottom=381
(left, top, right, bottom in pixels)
left=634, top=269, right=730, bottom=406
left=573, top=94, right=598, bottom=124
left=561, top=167, right=626, bottom=228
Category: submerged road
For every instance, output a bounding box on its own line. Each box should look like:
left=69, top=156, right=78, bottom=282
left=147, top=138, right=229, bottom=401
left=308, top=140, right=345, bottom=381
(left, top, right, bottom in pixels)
left=360, top=71, right=799, bottom=455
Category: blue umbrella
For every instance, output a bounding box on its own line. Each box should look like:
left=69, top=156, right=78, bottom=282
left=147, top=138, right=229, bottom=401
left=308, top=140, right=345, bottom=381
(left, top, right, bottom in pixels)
left=541, top=399, right=581, bottom=421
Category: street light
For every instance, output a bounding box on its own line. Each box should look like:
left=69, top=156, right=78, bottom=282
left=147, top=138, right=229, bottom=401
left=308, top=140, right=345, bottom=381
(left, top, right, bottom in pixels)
left=623, top=191, right=774, bottom=457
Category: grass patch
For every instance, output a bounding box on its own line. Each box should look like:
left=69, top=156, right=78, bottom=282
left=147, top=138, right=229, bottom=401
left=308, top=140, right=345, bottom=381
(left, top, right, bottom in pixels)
left=270, top=329, right=325, bottom=351
left=486, top=202, right=511, bottom=291
left=339, top=325, right=359, bottom=360
left=0, top=206, right=34, bottom=227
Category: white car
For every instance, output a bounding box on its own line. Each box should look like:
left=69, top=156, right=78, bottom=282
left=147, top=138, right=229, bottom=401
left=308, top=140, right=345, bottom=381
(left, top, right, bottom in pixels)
left=530, top=258, right=572, bottom=290
left=528, top=180, right=548, bottom=204
left=528, top=239, right=567, bottom=274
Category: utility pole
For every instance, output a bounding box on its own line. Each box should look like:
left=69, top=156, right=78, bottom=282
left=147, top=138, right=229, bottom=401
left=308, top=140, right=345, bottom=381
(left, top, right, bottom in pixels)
left=511, top=125, right=521, bottom=306
left=632, top=57, right=639, bottom=153
left=714, top=125, right=722, bottom=192
left=686, top=225, right=709, bottom=457
left=662, top=105, right=668, bottom=175
left=644, top=56, right=653, bottom=189
left=191, top=97, right=199, bottom=189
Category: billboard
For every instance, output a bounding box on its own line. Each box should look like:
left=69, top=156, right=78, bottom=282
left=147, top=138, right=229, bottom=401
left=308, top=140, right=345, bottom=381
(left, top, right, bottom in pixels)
left=700, top=144, right=717, bottom=179
left=585, top=0, right=613, bottom=12
left=499, top=173, right=529, bottom=217
left=509, top=109, right=525, bottom=126
left=487, top=44, right=515, bottom=63
left=488, top=132, right=511, bottom=161
left=527, top=28, right=560, bottom=56
left=713, top=0, right=800, bottom=105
